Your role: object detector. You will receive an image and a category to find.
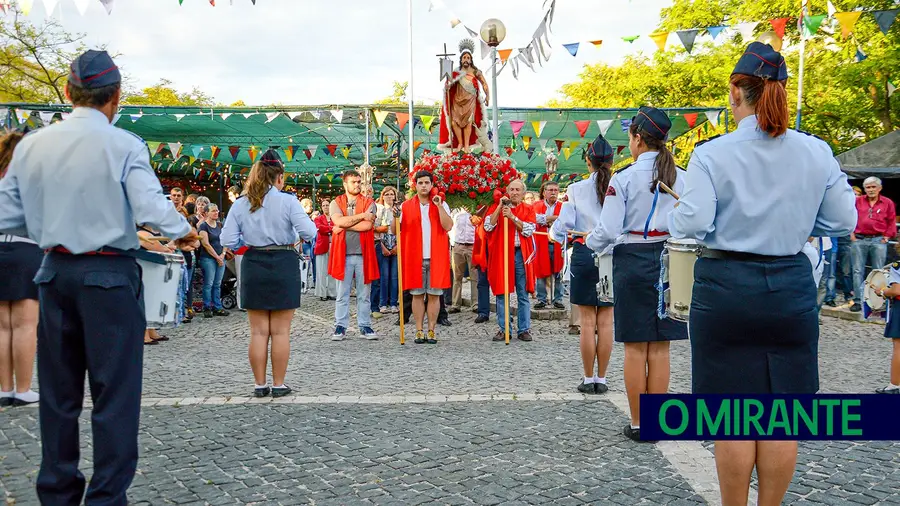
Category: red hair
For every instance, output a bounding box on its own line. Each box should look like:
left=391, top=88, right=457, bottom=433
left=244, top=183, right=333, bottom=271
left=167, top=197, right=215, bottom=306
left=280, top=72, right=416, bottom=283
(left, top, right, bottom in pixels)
left=730, top=74, right=788, bottom=138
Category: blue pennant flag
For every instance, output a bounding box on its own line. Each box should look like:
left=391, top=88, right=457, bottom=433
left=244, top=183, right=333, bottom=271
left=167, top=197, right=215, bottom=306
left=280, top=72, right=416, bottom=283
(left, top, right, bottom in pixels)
left=563, top=42, right=580, bottom=57
left=706, top=26, right=726, bottom=39
left=856, top=48, right=867, bottom=62
left=620, top=118, right=632, bottom=132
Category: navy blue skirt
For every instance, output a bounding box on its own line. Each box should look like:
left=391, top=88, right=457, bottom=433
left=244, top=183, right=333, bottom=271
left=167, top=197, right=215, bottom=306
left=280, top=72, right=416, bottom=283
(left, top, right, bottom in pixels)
left=690, top=253, right=819, bottom=394
left=0, top=242, right=43, bottom=301
left=612, top=241, right=687, bottom=343
left=885, top=300, right=900, bottom=339
left=570, top=243, right=613, bottom=308
left=240, top=248, right=301, bottom=310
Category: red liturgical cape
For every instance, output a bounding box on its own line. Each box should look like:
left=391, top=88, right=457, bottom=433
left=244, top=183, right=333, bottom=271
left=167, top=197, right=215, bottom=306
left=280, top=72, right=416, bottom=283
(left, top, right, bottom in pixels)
left=328, top=194, right=380, bottom=283
left=399, top=197, right=451, bottom=291
left=485, top=203, right=537, bottom=296
left=532, top=200, right=564, bottom=278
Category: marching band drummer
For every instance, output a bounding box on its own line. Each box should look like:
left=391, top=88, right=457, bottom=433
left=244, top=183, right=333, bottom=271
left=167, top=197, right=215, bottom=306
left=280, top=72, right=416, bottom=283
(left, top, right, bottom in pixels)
left=668, top=42, right=857, bottom=506
left=550, top=134, right=615, bottom=395
left=871, top=260, right=900, bottom=395
left=585, top=106, right=687, bottom=443
left=221, top=149, right=317, bottom=399
left=0, top=50, right=195, bottom=504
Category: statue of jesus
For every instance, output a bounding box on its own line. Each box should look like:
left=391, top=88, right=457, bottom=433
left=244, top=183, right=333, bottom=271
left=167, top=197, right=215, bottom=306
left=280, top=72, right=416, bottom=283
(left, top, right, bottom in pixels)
left=437, top=39, right=493, bottom=154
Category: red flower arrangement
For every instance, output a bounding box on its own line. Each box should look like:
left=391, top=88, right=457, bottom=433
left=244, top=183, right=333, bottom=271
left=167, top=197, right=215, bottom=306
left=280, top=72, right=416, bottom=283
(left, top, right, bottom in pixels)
left=411, top=152, right=518, bottom=211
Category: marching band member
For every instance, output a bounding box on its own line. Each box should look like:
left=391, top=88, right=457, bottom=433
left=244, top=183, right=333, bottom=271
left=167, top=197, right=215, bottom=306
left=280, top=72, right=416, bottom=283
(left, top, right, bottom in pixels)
left=0, top=50, right=194, bottom=504
left=221, top=149, right=317, bottom=398
left=586, top=106, right=687, bottom=442
left=533, top=181, right=565, bottom=310
left=873, top=260, right=900, bottom=395
left=668, top=42, right=857, bottom=506
left=551, top=134, right=615, bottom=394
left=484, top=180, right=537, bottom=342
left=397, top=171, right=453, bottom=343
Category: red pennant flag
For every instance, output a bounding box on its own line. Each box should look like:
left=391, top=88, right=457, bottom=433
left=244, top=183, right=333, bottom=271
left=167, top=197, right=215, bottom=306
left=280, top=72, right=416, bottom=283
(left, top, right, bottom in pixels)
left=303, top=149, right=312, bottom=160
left=683, top=113, right=698, bottom=128
left=210, top=146, right=221, bottom=159
left=229, top=146, right=240, bottom=161
left=574, top=120, right=591, bottom=138
left=248, top=146, right=259, bottom=163
left=617, top=146, right=626, bottom=154
left=284, top=146, right=296, bottom=162
left=209, top=0, right=215, bottom=5
left=769, top=18, right=789, bottom=38
left=505, top=147, right=514, bottom=156
left=395, top=112, right=410, bottom=131
left=555, top=139, right=565, bottom=152
left=326, top=144, right=338, bottom=157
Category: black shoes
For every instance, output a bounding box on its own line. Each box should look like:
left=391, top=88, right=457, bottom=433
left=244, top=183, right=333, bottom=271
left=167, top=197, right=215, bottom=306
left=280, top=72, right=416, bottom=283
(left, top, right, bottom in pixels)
left=850, top=303, right=862, bottom=312
left=576, top=381, right=608, bottom=394
left=204, top=309, right=214, bottom=318
left=534, top=302, right=547, bottom=309
left=624, top=424, right=657, bottom=443
left=553, top=302, right=565, bottom=309
left=438, top=317, right=452, bottom=327
left=213, top=309, right=229, bottom=316
left=271, top=385, right=292, bottom=397
left=254, top=386, right=271, bottom=397
left=474, top=315, right=489, bottom=323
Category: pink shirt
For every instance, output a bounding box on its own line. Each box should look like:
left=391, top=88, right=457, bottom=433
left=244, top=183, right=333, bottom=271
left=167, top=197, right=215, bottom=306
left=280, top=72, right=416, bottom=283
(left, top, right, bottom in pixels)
left=854, top=195, right=896, bottom=238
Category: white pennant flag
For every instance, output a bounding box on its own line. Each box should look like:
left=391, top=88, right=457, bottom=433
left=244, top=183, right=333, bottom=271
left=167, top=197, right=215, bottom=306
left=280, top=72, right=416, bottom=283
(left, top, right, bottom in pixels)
left=242, top=113, right=255, bottom=119
left=330, top=109, right=343, bottom=123
left=265, top=112, right=281, bottom=123
left=705, top=110, right=720, bottom=128
left=465, top=26, right=478, bottom=39
left=174, top=114, right=185, bottom=121
left=72, top=0, right=90, bottom=14
left=480, top=39, right=491, bottom=60
left=288, top=111, right=304, bottom=120
left=15, top=109, right=28, bottom=125
left=597, top=119, right=614, bottom=136
left=99, top=0, right=113, bottom=14
left=311, top=110, right=323, bottom=120
left=827, top=0, right=837, bottom=17
left=534, top=120, right=546, bottom=137
left=518, top=52, right=535, bottom=72
left=130, top=114, right=141, bottom=123
left=38, top=111, right=55, bottom=124
left=220, top=113, right=232, bottom=120
left=889, top=82, right=897, bottom=97
left=169, top=142, right=182, bottom=158
left=307, top=145, right=318, bottom=158
left=40, top=0, right=58, bottom=15
left=734, top=22, right=758, bottom=41
left=537, top=138, right=549, bottom=151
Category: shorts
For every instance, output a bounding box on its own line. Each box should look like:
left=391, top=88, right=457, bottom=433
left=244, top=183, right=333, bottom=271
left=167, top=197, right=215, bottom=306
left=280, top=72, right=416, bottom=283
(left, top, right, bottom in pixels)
left=409, top=259, right=444, bottom=296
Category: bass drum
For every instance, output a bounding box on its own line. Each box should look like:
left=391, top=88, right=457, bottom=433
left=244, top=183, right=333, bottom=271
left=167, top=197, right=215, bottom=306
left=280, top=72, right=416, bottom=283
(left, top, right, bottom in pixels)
left=864, top=266, right=891, bottom=312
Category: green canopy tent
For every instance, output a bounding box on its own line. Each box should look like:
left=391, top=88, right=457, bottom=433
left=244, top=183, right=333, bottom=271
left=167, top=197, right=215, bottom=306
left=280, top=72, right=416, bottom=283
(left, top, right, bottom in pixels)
left=2, top=103, right=723, bottom=193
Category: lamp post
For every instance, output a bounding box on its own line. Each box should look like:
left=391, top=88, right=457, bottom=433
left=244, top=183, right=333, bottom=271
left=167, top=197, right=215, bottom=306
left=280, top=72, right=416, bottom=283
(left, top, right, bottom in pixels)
left=480, top=18, right=506, bottom=155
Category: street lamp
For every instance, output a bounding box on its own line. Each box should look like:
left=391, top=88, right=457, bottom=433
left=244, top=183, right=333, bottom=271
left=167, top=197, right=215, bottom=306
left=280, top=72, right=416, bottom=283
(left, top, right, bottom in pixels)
left=480, top=18, right=506, bottom=155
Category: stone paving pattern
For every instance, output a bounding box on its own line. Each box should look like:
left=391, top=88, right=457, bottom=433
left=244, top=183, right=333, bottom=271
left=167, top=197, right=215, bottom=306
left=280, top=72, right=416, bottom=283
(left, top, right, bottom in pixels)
left=2, top=293, right=900, bottom=505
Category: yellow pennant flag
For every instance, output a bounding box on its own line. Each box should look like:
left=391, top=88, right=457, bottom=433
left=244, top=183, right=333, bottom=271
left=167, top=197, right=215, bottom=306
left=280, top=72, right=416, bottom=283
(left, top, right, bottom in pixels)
left=569, top=141, right=580, bottom=149
left=341, top=146, right=351, bottom=159
left=189, top=157, right=196, bottom=165
left=649, top=32, right=669, bottom=52
left=20, top=0, right=33, bottom=15
left=373, top=110, right=390, bottom=127
left=522, top=136, right=531, bottom=151
left=562, top=147, right=572, bottom=160
left=531, top=120, right=546, bottom=137
left=834, top=11, right=862, bottom=38
left=248, top=146, right=259, bottom=163
left=421, top=115, right=436, bottom=132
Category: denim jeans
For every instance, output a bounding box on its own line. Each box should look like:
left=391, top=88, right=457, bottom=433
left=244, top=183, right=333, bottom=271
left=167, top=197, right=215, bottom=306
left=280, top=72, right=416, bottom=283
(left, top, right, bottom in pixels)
left=476, top=266, right=491, bottom=317
left=836, top=237, right=853, bottom=298
left=335, top=255, right=371, bottom=329
left=183, top=265, right=194, bottom=313
left=823, top=247, right=837, bottom=303
left=495, top=249, right=530, bottom=334
left=536, top=244, right=564, bottom=304
left=378, top=246, right=399, bottom=307
left=198, top=256, right=225, bottom=310
left=370, top=249, right=382, bottom=313
left=851, top=237, right=888, bottom=304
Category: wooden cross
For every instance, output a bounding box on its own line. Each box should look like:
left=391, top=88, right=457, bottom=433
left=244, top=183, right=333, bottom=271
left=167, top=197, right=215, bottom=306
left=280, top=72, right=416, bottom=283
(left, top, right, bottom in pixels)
left=437, top=43, right=455, bottom=82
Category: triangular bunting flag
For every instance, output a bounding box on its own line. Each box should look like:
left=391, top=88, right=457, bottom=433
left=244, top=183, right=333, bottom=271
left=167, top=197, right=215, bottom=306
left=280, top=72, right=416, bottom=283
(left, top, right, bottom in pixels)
left=526, top=147, right=535, bottom=160
left=266, top=112, right=281, bottom=123
left=676, top=29, right=699, bottom=53
left=99, top=0, right=113, bottom=14
left=802, top=14, right=827, bottom=36
left=242, top=112, right=255, bottom=119
left=41, top=0, right=59, bottom=16
left=597, top=119, right=613, bottom=136
left=248, top=147, right=259, bottom=163
left=828, top=0, right=837, bottom=17
left=288, top=111, right=304, bottom=120
left=705, top=110, right=720, bottom=128
left=649, top=32, right=669, bottom=51
left=73, top=0, right=90, bottom=15
left=733, top=22, right=758, bottom=41
left=303, top=149, right=312, bottom=161
left=130, top=115, right=141, bottom=123
left=229, top=146, right=240, bottom=161
left=450, top=18, right=461, bottom=28
left=532, top=120, right=546, bottom=137
left=574, top=120, right=591, bottom=138
left=210, top=146, right=221, bottom=159
left=622, top=35, right=640, bottom=43
left=537, top=139, right=548, bottom=151
left=889, top=82, right=897, bottom=97
left=617, top=146, right=626, bottom=155
left=589, top=40, right=603, bottom=48
left=769, top=18, right=790, bottom=38
left=373, top=110, right=390, bottom=127
left=510, top=120, right=525, bottom=137
left=498, top=49, right=513, bottom=63
left=395, top=112, right=410, bottom=131
left=522, top=136, right=531, bottom=151
left=189, top=157, right=196, bottom=166
left=191, top=146, right=203, bottom=158
left=554, top=139, right=564, bottom=152
left=341, top=146, right=351, bottom=159
left=856, top=47, right=867, bottom=62
left=330, top=109, right=343, bottom=123
left=308, top=145, right=318, bottom=158
left=38, top=111, right=54, bottom=124
left=505, top=147, right=514, bottom=156
left=326, top=144, right=337, bottom=157
left=310, top=110, right=323, bottom=120
left=220, top=113, right=232, bottom=120
left=169, top=143, right=182, bottom=158
left=834, top=12, right=862, bottom=38
left=706, top=26, right=726, bottom=39
left=684, top=113, right=698, bottom=128
left=421, top=115, right=435, bottom=132
left=562, top=147, right=572, bottom=160
left=174, top=114, right=185, bottom=121
left=620, top=118, right=632, bottom=132
left=873, top=9, right=898, bottom=35
left=413, top=140, right=424, bottom=151
left=284, top=146, right=295, bottom=162
left=147, top=142, right=161, bottom=155
left=562, top=43, right=579, bottom=57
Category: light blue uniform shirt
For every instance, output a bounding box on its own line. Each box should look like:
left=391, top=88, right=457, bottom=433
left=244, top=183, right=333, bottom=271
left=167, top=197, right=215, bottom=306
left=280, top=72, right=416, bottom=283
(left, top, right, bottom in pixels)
left=550, top=172, right=604, bottom=244
left=221, top=186, right=317, bottom=249
left=889, top=263, right=900, bottom=288
left=0, top=107, right=190, bottom=253
left=667, top=115, right=857, bottom=256
left=586, top=151, right=685, bottom=252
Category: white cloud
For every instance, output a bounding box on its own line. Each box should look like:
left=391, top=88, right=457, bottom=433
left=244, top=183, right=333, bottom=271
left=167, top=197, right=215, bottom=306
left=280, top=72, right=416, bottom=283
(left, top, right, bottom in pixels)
left=24, top=0, right=672, bottom=106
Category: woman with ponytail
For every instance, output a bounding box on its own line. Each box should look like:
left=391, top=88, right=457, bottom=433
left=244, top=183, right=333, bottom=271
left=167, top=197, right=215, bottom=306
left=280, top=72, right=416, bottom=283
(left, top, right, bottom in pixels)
left=669, top=42, right=857, bottom=506
left=585, top=106, right=688, bottom=442
left=222, top=150, right=317, bottom=398
left=550, top=134, right=615, bottom=395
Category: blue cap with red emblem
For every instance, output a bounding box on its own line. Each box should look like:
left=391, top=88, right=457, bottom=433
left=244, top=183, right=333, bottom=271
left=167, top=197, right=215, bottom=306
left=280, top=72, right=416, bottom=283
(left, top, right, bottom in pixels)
left=69, top=50, right=121, bottom=89
left=631, top=106, right=671, bottom=141
left=732, top=42, right=788, bottom=81
left=586, top=134, right=614, bottom=165
left=260, top=148, right=284, bottom=168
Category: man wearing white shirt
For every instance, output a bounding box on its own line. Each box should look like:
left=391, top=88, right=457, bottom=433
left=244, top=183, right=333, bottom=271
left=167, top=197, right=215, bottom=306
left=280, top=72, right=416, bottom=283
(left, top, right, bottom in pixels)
left=449, top=208, right=476, bottom=313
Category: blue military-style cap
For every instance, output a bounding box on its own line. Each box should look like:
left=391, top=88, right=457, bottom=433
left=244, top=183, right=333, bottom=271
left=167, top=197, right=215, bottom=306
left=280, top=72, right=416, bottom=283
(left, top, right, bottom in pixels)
left=69, top=50, right=121, bottom=89
left=586, top=134, right=614, bottom=164
left=632, top=106, right=671, bottom=141
left=260, top=148, right=284, bottom=168
left=732, top=42, right=788, bottom=81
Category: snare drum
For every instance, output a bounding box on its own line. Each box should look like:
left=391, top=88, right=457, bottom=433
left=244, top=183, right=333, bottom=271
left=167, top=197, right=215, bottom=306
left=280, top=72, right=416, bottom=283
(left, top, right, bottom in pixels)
left=137, top=251, right=185, bottom=328
left=662, top=238, right=701, bottom=322
left=864, top=266, right=891, bottom=312
left=594, top=253, right=614, bottom=303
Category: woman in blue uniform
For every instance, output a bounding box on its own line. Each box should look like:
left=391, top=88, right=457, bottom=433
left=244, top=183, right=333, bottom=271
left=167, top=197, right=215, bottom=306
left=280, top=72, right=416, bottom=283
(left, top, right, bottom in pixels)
left=222, top=150, right=317, bottom=398
left=873, top=261, right=900, bottom=395
left=586, top=106, right=687, bottom=442
left=668, top=42, right=857, bottom=506
left=550, top=134, right=615, bottom=395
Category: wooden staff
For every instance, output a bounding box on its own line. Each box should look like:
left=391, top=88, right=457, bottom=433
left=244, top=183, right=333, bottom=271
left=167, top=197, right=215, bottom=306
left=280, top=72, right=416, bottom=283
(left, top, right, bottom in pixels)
left=396, top=217, right=405, bottom=345
left=659, top=182, right=680, bottom=200
left=504, top=216, right=510, bottom=345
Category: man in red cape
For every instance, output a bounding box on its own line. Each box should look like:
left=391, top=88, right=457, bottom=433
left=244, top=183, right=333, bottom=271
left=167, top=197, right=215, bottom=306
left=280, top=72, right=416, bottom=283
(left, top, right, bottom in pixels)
left=437, top=39, right=492, bottom=154
left=484, top=180, right=537, bottom=342
left=398, top=171, right=453, bottom=344
left=533, top=181, right=565, bottom=309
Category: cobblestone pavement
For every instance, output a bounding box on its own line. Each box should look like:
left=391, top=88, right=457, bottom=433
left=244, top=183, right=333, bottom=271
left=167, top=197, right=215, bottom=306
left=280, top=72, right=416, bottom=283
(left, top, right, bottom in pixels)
left=2, top=293, right=900, bottom=505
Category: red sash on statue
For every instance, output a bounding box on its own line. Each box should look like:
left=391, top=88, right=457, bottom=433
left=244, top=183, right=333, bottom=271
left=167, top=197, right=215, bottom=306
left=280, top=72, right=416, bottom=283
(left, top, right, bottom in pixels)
left=399, top=197, right=451, bottom=290
left=485, top=203, right=537, bottom=296
left=533, top=200, right=564, bottom=278
left=327, top=194, right=380, bottom=283
left=438, top=71, right=485, bottom=149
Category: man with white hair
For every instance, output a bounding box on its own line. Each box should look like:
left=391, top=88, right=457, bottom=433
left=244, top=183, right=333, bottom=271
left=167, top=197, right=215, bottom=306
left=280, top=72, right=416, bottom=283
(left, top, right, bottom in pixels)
left=850, top=176, right=896, bottom=312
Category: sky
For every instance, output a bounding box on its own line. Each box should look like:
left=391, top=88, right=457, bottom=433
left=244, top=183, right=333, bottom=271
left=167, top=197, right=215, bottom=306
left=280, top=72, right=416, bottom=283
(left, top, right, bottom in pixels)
left=19, top=0, right=674, bottom=107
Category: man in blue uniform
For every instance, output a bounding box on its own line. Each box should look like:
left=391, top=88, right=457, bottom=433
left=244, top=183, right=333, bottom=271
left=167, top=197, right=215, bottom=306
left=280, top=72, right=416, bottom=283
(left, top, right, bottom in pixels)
left=0, top=50, right=194, bottom=505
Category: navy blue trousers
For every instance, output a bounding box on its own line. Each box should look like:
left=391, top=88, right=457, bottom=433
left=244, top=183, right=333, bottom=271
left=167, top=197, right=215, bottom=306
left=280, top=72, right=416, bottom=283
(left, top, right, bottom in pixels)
left=476, top=266, right=491, bottom=317
left=34, top=252, right=146, bottom=506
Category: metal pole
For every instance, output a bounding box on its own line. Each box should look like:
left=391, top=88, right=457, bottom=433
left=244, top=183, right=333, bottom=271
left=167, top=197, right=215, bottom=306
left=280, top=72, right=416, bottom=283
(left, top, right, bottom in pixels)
left=365, top=109, right=370, bottom=165
left=407, top=0, right=415, bottom=170
left=491, top=47, right=500, bottom=154
left=795, top=0, right=808, bottom=130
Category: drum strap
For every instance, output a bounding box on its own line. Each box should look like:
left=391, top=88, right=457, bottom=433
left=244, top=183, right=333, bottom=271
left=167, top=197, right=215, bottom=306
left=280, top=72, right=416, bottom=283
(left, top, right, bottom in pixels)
left=643, top=183, right=661, bottom=240
left=656, top=247, right=669, bottom=320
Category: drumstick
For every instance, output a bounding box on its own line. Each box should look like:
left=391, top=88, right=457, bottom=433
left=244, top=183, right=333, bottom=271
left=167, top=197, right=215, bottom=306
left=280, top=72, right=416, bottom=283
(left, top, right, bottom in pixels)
left=533, top=230, right=588, bottom=237
left=659, top=182, right=680, bottom=200
left=144, top=236, right=171, bottom=242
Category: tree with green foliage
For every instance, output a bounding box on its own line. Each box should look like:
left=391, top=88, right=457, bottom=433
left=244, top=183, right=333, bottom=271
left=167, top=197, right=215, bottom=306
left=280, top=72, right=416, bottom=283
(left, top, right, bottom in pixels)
left=375, top=81, right=409, bottom=105
left=123, top=79, right=215, bottom=107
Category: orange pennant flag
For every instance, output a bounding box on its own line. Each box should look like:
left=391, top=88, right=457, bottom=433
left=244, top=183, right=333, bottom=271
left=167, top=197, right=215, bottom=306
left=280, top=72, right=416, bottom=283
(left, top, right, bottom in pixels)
left=413, top=140, right=424, bottom=151
left=248, top=146, right=259, bottom=163
left=395, top=112, right=410, bottom=131
left=649, top=32, right=669, bottom=51
left=498, top=49, right=513, bottom=63
left=589, top=40, right=603, bottom=48
left=834, top=11, right=862, bottom=38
